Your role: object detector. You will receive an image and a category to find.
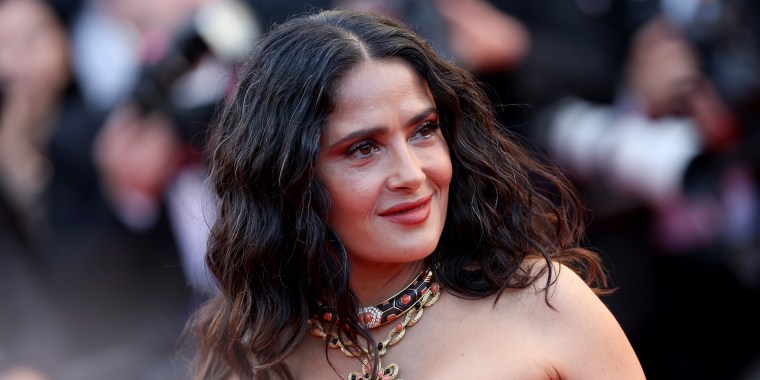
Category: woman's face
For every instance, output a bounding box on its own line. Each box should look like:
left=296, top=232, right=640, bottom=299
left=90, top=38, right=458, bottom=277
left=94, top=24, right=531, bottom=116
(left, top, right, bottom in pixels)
left=316, top=58, right=452, bottom=269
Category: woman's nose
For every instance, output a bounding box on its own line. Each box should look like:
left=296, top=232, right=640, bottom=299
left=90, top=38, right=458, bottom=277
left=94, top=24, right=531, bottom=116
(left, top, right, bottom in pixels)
left=387, top=145, right=425, bottom=191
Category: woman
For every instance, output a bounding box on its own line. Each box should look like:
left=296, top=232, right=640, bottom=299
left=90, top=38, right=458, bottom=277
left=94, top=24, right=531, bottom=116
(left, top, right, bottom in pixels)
left=189, top=9, right=645, bottom=380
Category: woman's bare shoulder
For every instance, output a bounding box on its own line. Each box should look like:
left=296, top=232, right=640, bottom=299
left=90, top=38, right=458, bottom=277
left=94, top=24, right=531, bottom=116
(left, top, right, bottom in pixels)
left=497, top=260, right=646, bottom=379
left=453, top=260, right=645, bottom=379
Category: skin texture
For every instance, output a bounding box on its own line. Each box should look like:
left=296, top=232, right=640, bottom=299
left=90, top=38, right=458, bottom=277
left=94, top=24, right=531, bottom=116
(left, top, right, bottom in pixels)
left=315, top=58, right=452, bottom=305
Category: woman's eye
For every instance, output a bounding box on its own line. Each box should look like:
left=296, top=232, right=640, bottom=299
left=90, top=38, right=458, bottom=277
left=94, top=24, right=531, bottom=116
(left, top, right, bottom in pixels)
left=348, top=141, right=377, bottom=158
left=415, top=121, right=440, bottom=139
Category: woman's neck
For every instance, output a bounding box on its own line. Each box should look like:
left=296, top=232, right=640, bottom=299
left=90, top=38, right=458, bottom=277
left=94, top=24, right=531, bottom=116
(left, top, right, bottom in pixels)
left=349, top=260, right=427, bottom=306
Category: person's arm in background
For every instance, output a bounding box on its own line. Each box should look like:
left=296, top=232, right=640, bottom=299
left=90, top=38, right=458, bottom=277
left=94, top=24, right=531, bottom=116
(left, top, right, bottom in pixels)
left=434, top=0, right=529, bottom=73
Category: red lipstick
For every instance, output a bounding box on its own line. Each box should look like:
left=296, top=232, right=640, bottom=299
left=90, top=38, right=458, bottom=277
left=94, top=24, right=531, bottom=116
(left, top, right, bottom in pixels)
left=379, top=195, right=432, bottom=225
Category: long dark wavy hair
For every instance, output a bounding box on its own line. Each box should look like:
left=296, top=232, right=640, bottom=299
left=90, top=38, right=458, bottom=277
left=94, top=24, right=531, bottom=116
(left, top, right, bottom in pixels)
left=189, top=9, right=609, bottom=380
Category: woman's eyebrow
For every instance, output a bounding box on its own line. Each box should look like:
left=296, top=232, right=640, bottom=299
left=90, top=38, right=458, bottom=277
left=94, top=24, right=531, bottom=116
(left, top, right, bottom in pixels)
left=408, top=107, right=438, bottom=126
left=325, top=126, right=388, bottom=151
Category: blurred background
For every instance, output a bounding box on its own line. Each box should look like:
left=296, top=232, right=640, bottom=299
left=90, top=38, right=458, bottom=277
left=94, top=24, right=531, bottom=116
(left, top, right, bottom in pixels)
left=0, top=0, right=758, bottom=379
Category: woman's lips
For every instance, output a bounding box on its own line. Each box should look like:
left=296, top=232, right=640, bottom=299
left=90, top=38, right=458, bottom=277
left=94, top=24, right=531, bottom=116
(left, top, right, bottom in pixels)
left=379, top=195, right=432, bottom=225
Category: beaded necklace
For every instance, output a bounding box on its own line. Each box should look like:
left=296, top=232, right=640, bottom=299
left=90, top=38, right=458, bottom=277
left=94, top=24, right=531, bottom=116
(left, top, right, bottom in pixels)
left=308, top=267, right=442, bottom=380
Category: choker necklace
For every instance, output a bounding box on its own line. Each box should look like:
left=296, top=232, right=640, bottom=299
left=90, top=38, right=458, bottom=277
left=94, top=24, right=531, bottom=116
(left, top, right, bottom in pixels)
left=308, top=267, right=442, bottom=380
left=313, top=267, right=435, bottom=329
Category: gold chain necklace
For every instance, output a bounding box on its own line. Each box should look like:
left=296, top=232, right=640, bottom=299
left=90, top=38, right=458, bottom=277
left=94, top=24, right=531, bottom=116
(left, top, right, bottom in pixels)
left=307, top=268, right=442, bottom=380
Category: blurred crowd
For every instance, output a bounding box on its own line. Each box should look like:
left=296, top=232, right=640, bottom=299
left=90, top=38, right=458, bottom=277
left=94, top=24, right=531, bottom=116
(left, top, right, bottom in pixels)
left=1, top=0, right=758, bottom=379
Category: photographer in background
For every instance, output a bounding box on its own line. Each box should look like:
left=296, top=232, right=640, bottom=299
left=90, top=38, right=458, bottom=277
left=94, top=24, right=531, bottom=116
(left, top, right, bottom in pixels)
left=2, top=0, right=257, bottom=377
left=0, top=0, right=74, bottom=248
left=77, top=0, right=259, bottom=298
